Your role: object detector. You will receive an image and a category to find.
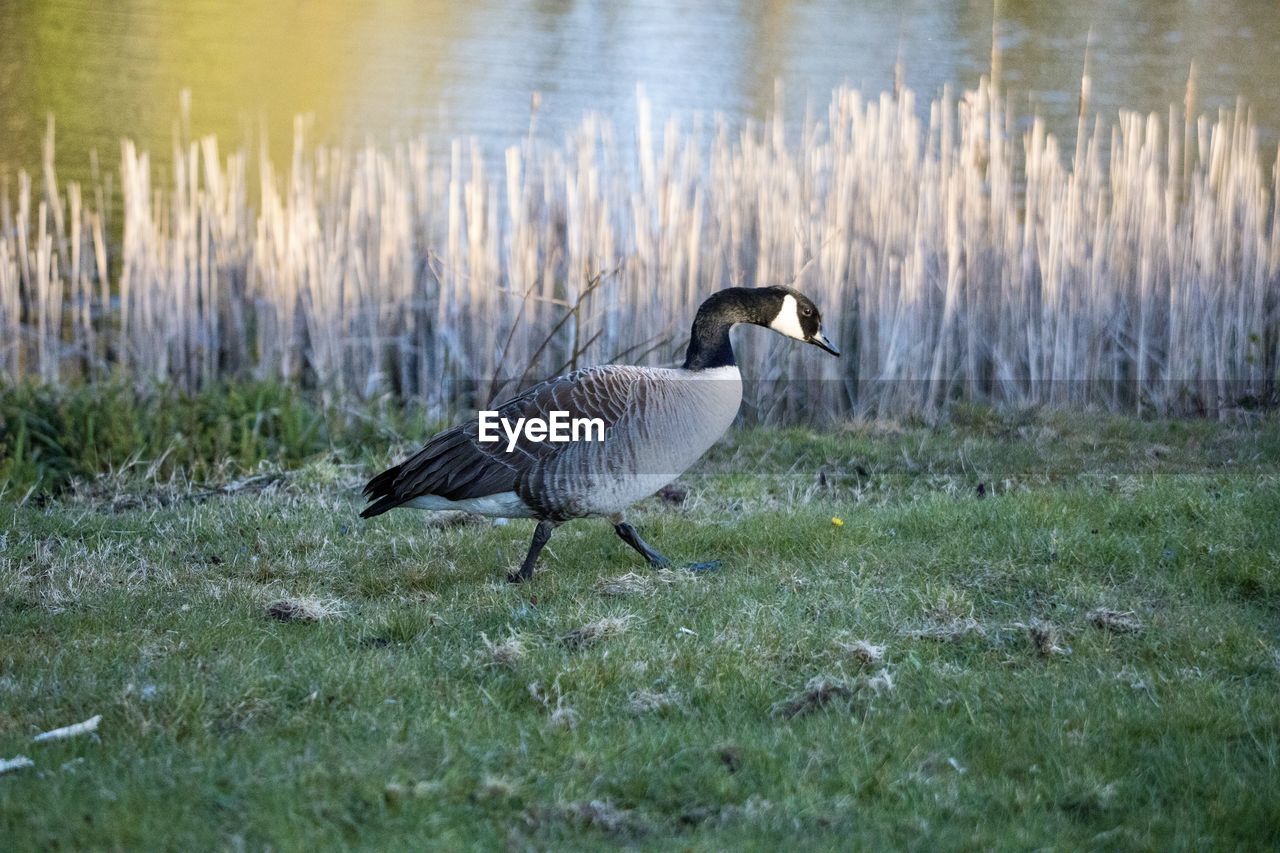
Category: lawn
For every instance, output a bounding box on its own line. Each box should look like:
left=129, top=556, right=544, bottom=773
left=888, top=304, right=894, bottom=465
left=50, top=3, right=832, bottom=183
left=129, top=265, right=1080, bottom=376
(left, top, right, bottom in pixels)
left=3, top=409, right=1279, bottom=849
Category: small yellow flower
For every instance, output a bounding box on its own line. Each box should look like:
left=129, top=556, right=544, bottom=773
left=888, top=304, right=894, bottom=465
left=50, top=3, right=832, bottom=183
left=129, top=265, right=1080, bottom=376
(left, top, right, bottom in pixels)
left=831, top=516, right=845, bottom=528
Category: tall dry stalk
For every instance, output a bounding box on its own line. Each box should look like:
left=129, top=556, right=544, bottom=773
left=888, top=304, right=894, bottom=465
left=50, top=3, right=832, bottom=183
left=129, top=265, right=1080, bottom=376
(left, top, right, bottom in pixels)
left=0, top=79, right=1276, bottom=420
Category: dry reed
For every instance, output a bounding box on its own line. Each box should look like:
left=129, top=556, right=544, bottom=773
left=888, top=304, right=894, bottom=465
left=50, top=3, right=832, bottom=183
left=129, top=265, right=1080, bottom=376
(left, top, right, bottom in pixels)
left=0, top=78, right=1276, bottom=420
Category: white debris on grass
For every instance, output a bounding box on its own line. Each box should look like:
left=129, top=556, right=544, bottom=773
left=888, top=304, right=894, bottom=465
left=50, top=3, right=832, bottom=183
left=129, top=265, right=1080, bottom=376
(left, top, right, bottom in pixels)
left=1, top=756, right=34, bottom=774
left=33, top=714, right=101, bottom=743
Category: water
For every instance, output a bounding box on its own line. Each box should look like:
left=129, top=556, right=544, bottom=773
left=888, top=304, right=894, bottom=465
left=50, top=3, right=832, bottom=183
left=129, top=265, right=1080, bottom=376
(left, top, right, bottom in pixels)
left=2, top=0, right=1279, bottom=189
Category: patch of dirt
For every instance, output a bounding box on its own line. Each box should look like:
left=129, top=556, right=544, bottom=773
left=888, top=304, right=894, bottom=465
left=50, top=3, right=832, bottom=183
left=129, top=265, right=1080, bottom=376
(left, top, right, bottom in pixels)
left=1023, top=620, right=1071, bottom=656
left=657, top=483, right=687, bottom=505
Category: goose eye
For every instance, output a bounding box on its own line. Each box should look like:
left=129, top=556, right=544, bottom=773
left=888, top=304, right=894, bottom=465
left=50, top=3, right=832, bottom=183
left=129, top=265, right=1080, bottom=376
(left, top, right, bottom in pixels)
left=800, top=306, right=814, bottom=318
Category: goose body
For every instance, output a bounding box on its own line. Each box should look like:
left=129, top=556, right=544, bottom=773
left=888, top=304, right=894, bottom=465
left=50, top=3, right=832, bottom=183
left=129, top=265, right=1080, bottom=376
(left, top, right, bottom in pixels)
left=362, top=286, right=838, bottom=581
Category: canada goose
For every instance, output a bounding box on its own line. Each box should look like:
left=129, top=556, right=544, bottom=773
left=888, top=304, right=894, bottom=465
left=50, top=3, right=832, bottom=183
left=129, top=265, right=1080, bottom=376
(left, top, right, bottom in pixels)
left=361, top=285, right=839, bottom=581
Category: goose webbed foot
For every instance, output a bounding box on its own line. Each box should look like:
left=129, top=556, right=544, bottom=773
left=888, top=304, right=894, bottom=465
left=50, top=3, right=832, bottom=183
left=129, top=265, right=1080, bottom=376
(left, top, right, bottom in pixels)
left=613, top=521, right=670, bottom=568
left=508, top=520, right=556, bottom=583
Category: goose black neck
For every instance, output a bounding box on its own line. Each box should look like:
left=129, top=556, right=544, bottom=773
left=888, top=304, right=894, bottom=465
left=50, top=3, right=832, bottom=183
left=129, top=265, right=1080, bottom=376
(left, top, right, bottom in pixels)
left=682, top=288, right=768, bottom=371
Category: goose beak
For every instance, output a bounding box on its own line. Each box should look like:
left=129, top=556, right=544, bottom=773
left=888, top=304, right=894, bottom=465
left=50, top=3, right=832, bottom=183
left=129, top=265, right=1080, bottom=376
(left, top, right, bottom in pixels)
left=809, top=329, right=840, bottom=357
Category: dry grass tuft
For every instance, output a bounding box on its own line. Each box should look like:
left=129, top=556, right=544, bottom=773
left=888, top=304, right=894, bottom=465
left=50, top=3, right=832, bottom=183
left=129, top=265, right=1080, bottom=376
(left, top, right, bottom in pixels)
left=385, top=780, right=443, bottom=801
left=774, top=668, right=896, bottom=718
left=716, top=794, right=774, bottom=823
left=595, top=573, right=652, bottom=597
left=475, top=775, right=517, bottom=801
left=1026, top=620, right=1071, bottom=656
left=865, top=669, right=895, bottom=695
left=595, top=569, right=688, bottom=597
left=528, top=679, right=579, bottom=730
left=773, top=676, right=858, bottom=719
left=627, top=689, right=682, bottom=715
left=1059, top=782, right=1119, bottom=817
left=265, top=596, right=346, bottom=623
left=480, top=631, right=526, bottom=668
left=903, top=616, right=986, bottom=642
left=546, top=706, right=581, bottom=730
left=918, top=753, right=969, bottom=778
left=559, top=799, right=641, bottom=835
left=1087, top=608, right=1144, bottom=634
left=560, top=615, right=634, bottom=648
left=835, top=638, right=886, bottom=664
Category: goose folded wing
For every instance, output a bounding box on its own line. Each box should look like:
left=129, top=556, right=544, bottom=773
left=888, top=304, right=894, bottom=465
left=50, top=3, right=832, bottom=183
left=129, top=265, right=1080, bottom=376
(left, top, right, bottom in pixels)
left=385, top=366, right=640, bottom=503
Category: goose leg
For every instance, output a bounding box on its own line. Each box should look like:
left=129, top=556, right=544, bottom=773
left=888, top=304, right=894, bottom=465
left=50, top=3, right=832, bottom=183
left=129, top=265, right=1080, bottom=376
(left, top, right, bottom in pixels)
left=509, top=520, right=556, bottom=583
left=613, top=521, right=671, bottom=568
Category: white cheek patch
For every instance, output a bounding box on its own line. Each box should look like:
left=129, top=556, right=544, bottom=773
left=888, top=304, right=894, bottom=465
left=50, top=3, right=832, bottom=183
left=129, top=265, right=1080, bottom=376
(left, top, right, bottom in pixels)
left=768, top=294, right=807, bottom=341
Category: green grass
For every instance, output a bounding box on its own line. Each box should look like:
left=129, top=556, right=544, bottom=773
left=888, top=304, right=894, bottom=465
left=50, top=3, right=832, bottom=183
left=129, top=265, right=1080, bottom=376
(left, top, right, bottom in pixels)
left=0, top=381, right=438, bottom=498
left=3, top=410, right=1279, bottom=849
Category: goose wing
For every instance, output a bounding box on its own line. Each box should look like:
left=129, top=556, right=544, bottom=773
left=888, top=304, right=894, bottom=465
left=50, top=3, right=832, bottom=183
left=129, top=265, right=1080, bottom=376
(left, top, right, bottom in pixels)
left=360, top=365, right=643, bottom=517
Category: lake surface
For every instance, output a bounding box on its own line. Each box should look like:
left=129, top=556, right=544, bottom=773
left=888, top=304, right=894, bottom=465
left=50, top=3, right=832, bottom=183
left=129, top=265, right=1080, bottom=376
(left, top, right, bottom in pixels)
left=2, top=0, right=1279, bottom=188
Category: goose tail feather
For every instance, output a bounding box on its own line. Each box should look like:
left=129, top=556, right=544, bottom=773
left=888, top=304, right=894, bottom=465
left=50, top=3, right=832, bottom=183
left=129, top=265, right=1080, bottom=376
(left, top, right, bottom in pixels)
left=360, top=464, right=404, bottom=518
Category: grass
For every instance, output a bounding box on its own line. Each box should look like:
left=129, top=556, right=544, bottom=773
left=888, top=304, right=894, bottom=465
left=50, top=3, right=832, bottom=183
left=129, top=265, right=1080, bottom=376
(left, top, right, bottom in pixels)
left=2, top=410, right=1279, bottom=848
left=0, top=380, right=437, bottom=497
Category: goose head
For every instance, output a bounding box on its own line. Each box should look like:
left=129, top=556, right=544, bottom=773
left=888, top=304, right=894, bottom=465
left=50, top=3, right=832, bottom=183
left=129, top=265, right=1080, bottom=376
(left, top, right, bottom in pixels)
left=684, top=285, right=840, bottom=370
left=753, top=285, right=841, bottom=357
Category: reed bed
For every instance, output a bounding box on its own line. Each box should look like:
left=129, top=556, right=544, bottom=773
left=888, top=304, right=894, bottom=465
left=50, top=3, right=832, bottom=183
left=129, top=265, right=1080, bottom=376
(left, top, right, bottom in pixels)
left=0, top=78, right=1276, bottom=421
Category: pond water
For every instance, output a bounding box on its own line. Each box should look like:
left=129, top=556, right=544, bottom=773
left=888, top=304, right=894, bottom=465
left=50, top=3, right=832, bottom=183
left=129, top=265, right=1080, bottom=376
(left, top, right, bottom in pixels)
left=2, top=0, right=1279, bottom=188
